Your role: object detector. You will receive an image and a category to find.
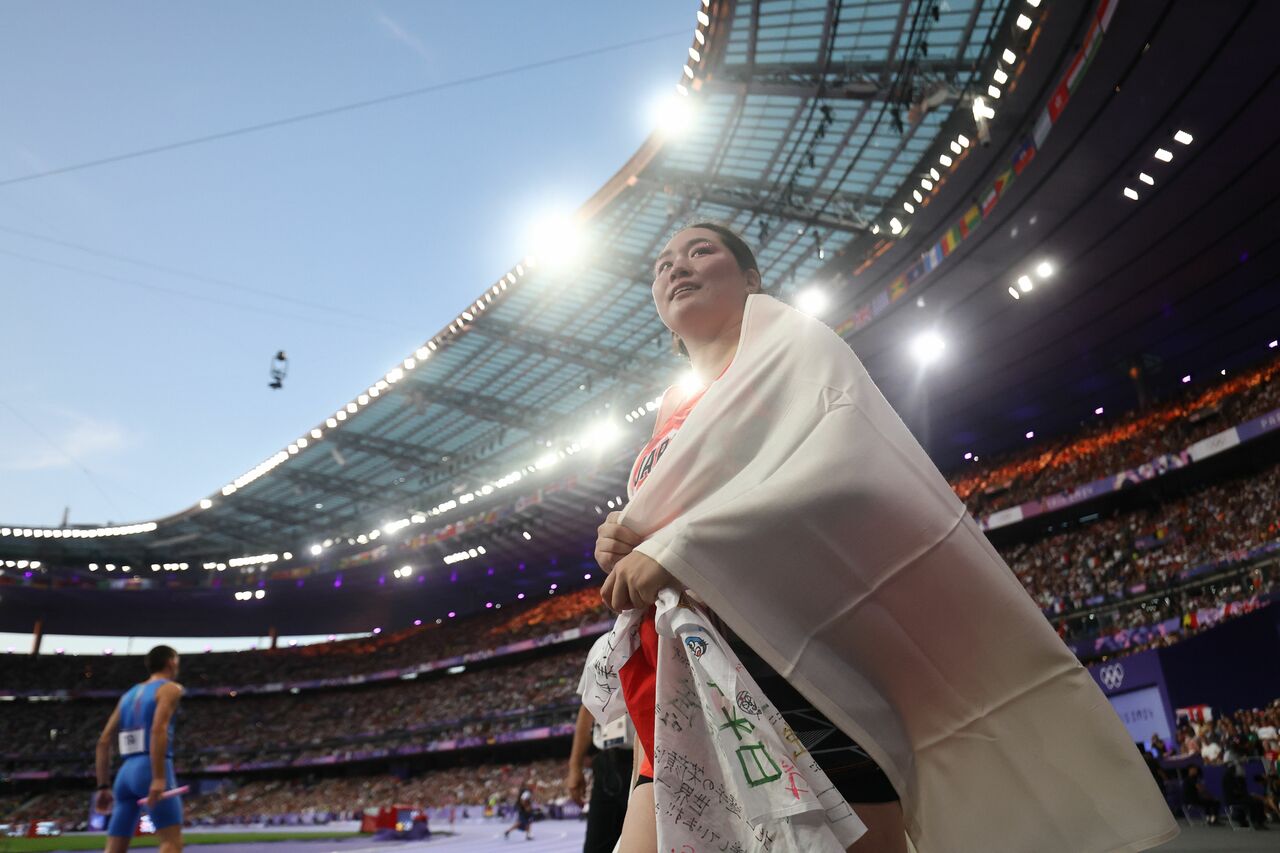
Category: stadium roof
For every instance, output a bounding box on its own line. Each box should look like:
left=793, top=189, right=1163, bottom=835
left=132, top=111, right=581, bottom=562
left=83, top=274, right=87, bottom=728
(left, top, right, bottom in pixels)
left=5, top=0, right=1276, bottom=633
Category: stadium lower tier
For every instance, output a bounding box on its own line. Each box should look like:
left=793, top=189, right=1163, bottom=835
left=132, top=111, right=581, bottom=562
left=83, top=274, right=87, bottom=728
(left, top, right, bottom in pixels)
left=5, top=696, right=1278, bottom=834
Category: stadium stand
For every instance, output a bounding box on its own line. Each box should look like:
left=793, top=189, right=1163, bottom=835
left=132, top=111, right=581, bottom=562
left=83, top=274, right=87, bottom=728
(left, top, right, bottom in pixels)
left=948, top=352, right=1280, bottom=518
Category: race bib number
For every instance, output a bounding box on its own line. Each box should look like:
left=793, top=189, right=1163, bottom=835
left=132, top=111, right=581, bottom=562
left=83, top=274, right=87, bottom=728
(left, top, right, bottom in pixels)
left=119, top=728, right=145, bottom=756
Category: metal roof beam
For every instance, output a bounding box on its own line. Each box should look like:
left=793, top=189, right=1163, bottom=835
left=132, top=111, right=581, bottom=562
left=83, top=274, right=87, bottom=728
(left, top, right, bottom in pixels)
left=634, top=173, right=872, bottom=235
left=328, top=431, right=444, bottom=473
left=278, top=468, right=416, bottom=507
left=400, top=378, right=545, bottom=433
left=471, top=316, right=629, bottom=374
left=703, top=57, right=973, bottom=101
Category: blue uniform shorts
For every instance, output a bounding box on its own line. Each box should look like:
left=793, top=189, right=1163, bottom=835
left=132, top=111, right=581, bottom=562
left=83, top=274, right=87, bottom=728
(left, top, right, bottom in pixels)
left=107, top=757, right=182, bottom=836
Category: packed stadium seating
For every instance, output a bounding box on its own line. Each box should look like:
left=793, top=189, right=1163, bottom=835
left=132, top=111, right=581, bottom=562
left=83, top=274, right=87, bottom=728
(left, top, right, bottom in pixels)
left=1, top=646, right=585, bottom=778
left=947, top=352, right=1280, bottom=518
left=1006, top=458, right=1280, bottom=620
left=0, top=587, right=611, bottom=692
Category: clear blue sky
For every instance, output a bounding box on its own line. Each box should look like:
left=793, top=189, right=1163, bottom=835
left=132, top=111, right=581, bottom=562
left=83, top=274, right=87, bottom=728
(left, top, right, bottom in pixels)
left=0, top=1, right=696, bottom=527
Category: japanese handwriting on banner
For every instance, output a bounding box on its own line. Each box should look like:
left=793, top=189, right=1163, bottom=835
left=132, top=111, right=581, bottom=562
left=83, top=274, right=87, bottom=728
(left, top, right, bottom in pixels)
left=736, top=742, right=782, bottom=787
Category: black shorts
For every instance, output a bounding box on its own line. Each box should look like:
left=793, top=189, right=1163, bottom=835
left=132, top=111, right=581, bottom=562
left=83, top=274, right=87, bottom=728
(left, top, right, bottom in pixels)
left=732, top=639, right=899, bottom=804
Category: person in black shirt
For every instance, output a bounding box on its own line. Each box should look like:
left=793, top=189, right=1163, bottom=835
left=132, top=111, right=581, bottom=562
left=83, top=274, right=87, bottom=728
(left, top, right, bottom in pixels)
left=1181, top=766, right=1222, bottom=825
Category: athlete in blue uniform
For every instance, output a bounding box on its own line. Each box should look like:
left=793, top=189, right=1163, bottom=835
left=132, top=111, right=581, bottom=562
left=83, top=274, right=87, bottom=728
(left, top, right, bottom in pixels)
left=93, top=645, right=184, bottom=853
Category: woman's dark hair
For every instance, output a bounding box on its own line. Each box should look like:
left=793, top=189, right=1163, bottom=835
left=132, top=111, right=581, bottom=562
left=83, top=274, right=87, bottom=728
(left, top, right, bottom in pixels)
left=146, top=644, right=177, bottom=674
left=683, top=221, right=759, bottom=275
left=666, top=222, right=761, bottom=356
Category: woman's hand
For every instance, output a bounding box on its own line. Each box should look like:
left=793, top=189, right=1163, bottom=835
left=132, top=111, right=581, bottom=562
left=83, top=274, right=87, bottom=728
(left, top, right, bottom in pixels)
left=594, top=511, right=642, bottom=572
left=94, top=788, right=114, bottom=816
left=600, top=550, right=685, bottom=612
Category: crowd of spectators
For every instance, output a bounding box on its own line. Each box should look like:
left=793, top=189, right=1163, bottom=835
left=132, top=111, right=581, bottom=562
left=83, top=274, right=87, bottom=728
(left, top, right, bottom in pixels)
left=0, top=757, right=572, bottom=830
left=0, top=587, right=610, bottom=693
left=1, top=647, right=584, bottom=778
left=1149, top=699, right=1280, bottom=828
left=185, top=757, right=571, bottom=825
left=1004, top=459, right=1280, bottom=618
left=948, top=353, right=1280, bottom=517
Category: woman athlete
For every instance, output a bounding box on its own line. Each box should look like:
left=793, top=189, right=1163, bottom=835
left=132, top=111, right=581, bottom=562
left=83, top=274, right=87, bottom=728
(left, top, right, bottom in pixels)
left=595, top=223, right=906, bottom=853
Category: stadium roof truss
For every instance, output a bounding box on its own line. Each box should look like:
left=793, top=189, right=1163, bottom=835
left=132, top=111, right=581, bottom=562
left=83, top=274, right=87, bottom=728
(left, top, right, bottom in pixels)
left=3, top=0, right=1015, bottom=571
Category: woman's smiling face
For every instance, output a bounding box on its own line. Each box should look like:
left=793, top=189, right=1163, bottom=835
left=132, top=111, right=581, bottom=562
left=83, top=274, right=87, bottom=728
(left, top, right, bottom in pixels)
left=651, top=227, right=757, bottom=344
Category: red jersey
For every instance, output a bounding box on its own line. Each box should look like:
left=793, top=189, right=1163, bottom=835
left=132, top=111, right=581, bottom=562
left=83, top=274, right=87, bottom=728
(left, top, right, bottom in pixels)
left=620, top=377, right=716, bottom=778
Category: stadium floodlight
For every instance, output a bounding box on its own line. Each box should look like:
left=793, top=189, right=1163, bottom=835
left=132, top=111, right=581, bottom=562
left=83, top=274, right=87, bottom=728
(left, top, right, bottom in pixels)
left=889, top=217, right=903, bottom=235
left=957, top=134, right=970, bottom=148
left=652, top=92, right=696, bottom=139
left=522, top=531, right=533, bottom=541
left=1003, top=48, right=1017, bottom=64
left=1123, top=187, right=1139, bottom=200
left=1182, top=374, right=1191, bottom=383
left=535, top=452, right=559, bottom=470
left=1174, top=130, right=1193, bottom=145
left=1017, top=275, right=1033, bottom=292
left=972, top=97, right=995, bottom=121
left=1035, top=261, right=1054, bottom=278
left=585, top=419, right=621, bottom=449
left=688, top=46, right=701, bottom=62
left=993, top=68, right=1009, bottom=84
left=921, top=178, right=933, bottom=190
left=987, top=85, right=1001, bottom=99
left=199, top=498, right=213, bottom=509
left=1270, top=340, right=1278, bottom=349
left=904, top=201, right=915, bottom=213
left=1154, top=148, right=1173, bottom=162
left=912, top=189, right=923, bottom=203
left=255, top=590, right=265, bottom=599
left=910, top=331, right=946, bottom=367
left=1016, top=13, right=1032, bottom=29
left=795, top=287, right=829, bottom=317
left=964, top=452, right=973, bottom=460
left=528, top=212, right=585, bottom=268
left=939, top=153, right=953, bottom=167
left=950, top=140, right=962, bottom=154
left=1026, top=431, right=1035, bottom=439
left=1139, top=172, right=1154, bottom=186
left=1027, top=0, right=1042, bottom=6
left=1095, top=407, right=1104, bottom=415
left=929, top=168, right=940, bottom=180
left=310, top=544, right=322, bottom=556
left=1008, top=286, right=1020, bottom=300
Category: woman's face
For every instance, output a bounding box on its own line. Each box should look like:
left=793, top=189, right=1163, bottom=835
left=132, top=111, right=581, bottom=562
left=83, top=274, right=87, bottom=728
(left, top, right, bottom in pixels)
left=651, top=228, right=758, bottom=344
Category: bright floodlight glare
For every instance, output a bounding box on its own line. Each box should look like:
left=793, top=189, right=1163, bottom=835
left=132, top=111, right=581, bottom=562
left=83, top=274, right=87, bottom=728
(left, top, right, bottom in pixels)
left=1025, top=431, right=1035, bottom=439
left=1123, top=187, right=1139, bottom=200
left=986, top=85, right=1001, bottom=99
left=1095, top=407, right=1104, bottom=415
left=679, top=370, right=703, bottom=394
left=910, top=331, right=946, bottom=367
left=652, top=93, right=695, bottom=138
left=1016, top=13, right=1032, bottom=29
left=1181, top=374, right=1191, bottom=383
left=1154, top=148, right=1173, bottom=162
left=939, top=153, right=953, bottom=167
left=1002, top=48, right=1017, bottom=64
left=972, top=97, right=995, bottom=120
left=586, top=419, right=621, bottom=449
left=1017, top=275, right=1033, bottom=292
left=1139, top=172, right=1154, bottom=186
left=1008, top=286, right=1021, bottom=300
left=528, top=212, right=584, bottom=267
left=889, top=217, right=903, bottom=234
left=1270, top=340, right=1278, bottom=349
left=795, top=287, right=828, bottom=316
left=1035, top=261, right=1053, bottom=278
left=904, top=201, right=915, bottom=213
left=310, top=544, right=322, bottom=556
left=1174, top=130, right=1193, bottom=145
left=993, top=68, right=1009, bottom=84
left=199, top=498, right=213, bottom=509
